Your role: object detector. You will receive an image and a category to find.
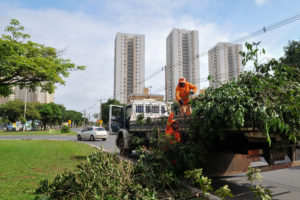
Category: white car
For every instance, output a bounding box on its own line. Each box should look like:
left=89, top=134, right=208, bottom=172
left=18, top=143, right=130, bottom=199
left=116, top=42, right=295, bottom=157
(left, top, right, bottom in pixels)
left=77, top=126, right=108, bottom=141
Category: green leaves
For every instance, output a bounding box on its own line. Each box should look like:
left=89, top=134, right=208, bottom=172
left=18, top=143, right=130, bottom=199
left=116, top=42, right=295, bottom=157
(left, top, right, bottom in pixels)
left=184, top=169, right=213, bottom=195
left=36, top=151, right=158, bottom=199
left=214, top=185, right=233, bottom=199
left=0, top=19, right=86, bottom=97
left=246, top=166, right=272, bottom=200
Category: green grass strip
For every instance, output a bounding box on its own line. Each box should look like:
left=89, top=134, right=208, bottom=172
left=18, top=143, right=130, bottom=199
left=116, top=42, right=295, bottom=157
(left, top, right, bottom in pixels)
left=0, top=140, right=96, bottom=200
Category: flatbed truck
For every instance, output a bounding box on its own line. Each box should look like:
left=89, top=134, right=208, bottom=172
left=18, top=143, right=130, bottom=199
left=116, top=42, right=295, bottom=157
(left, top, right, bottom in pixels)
left=109, top=100, right=300, bottom=175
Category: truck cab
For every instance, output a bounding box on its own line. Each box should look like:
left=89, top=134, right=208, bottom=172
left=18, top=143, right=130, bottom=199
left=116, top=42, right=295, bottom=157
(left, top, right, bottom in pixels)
left=109, top=99, right=169, bottom=154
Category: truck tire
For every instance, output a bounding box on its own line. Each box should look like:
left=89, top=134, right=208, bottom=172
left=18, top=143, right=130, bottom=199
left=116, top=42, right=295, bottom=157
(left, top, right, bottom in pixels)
left=117, top=134, right=125, bottom=155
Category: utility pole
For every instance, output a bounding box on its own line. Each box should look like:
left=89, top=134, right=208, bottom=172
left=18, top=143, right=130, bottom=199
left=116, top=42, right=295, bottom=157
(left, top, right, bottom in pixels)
left=252, top=41, right=261, bottom=65
left=148, top=86, right=152, bottom=95
left=99, top=99, right=102, bottom=122
left=83, top=110, right=86, bottom=128
left=23, top=88, right=28, bottom=132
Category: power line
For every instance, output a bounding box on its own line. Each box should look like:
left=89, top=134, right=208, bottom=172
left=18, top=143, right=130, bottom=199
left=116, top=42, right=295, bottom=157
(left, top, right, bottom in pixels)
left=151, top=65, right=259, bottom=94
left=144, top=11, right=300, bottom=86
left=231, top=12, right=300, bottom=44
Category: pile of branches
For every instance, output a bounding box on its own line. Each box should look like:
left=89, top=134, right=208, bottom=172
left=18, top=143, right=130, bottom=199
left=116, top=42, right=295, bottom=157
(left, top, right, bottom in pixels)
left=191, top=43, right=299, bottom=146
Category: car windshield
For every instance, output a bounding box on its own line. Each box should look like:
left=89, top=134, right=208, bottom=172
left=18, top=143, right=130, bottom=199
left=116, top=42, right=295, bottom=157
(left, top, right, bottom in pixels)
left=95, top=128, right=105, bottom=131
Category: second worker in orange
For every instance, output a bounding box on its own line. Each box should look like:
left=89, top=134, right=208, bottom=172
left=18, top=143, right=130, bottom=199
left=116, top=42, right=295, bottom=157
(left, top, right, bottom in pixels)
left=175, top=77, right=197, bottom=115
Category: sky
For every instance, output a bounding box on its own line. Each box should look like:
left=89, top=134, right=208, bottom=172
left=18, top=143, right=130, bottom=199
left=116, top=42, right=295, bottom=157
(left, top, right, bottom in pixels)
left=0, top=0, right=299, bottom=117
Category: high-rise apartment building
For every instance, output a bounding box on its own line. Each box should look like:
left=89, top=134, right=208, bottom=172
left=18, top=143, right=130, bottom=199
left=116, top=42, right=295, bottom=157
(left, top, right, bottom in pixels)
left=208, top=42, right=243, bottom=88
left=114, top=32, right=145, bottom=104
left=165, top=28, right=200, bottom=101
left=0, top=87, right=54, bottom=104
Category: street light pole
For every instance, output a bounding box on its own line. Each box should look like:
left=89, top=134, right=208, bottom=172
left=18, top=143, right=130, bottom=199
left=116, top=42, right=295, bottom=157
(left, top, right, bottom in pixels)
left=23, top=88, right=28, bottom=132
left=99, top=99, right=102, bottom=124
left=83, top=110, right=86, bottom=129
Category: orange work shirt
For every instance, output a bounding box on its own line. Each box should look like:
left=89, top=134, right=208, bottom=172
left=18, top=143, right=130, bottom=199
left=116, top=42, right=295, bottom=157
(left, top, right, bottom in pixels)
left=165, top=112, right=181, bottom=143
left=175, top=82, right=197, bottom=105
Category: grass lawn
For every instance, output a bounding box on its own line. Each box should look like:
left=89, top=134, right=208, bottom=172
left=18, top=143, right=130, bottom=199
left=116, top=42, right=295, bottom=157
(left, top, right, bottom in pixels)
left=0, top=140, right=97, bottom=200
left=0, top=130, right=77, bottom=136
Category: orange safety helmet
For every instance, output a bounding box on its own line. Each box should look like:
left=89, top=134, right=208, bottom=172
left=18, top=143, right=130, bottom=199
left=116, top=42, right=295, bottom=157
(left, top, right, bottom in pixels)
left=179, top=77, right=186, bottom=84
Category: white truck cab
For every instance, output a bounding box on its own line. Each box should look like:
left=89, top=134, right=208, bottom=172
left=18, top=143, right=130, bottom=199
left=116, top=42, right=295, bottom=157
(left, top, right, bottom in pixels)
left=109, top=99, right=169, bottom=154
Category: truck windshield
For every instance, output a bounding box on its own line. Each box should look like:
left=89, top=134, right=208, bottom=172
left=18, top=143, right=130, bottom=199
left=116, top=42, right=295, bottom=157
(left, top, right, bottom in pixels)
left=161, top=106, right=166, bottom=114
left=146, top=106, right=151, bottom=113
left=136, top=105, right=144, bottom=113
left=152, top=106, right=159, bottom=113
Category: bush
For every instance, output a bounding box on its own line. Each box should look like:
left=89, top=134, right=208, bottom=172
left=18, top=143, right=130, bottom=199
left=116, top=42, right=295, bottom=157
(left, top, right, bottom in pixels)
left=35, top=151, right=157, bottom=200
left=60, top=125, right=71, bottom=133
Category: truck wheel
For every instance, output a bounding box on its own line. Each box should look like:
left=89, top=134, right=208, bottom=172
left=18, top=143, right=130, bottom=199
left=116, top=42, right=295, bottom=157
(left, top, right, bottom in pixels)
left=117, top=134, right=126, bottom=155
left=124, top=149, right=132, bottom=155
left=265, top=148, right=275, bottom=165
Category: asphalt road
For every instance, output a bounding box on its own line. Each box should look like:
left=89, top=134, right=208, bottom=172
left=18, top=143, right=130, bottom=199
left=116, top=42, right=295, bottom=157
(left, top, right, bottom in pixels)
left=212, top=166, right=300, bottom=200
left=0, top=132, right=299, bottom=199
left=0, top=132, right=119, bottom=153
left=213, top=152, right=300, bottom=200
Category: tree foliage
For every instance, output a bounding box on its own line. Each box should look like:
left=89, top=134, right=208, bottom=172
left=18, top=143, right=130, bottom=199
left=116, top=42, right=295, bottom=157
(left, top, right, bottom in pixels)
left=62, top=110, right=83, bottom=127
left=279, top=39, right=300, bottom=82
left=0, top=100, right=24, bottom=122
left=280, top=39, right=300, bottom=68
left=39, top=103, right=63, bottom=129
left=0, top=19, right=86, bottom=97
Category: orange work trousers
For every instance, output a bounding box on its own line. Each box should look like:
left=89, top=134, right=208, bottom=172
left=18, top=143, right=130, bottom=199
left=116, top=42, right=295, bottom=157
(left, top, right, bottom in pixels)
left=180, top=104, right=192, bottom=115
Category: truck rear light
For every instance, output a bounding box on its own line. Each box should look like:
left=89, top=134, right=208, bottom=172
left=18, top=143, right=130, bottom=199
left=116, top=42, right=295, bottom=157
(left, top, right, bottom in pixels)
left=248, top=149, right=263, bottom=156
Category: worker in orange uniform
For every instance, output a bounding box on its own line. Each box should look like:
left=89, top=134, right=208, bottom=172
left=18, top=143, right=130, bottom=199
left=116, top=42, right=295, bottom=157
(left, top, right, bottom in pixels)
left=165, top=112, right=181, bottom=144
left=175, top=77, right=197, bottom=115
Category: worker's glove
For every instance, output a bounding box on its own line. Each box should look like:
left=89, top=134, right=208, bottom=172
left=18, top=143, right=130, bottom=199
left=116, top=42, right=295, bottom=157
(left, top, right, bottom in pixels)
left=189, top=90, right=194, bottom=95
left=179, top=99, right=183, bottom=106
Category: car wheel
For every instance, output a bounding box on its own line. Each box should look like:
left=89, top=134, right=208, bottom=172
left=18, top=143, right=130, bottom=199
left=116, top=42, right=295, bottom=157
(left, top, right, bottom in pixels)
left=90, top=135, right=95, bottom=141
left=77, top=135, right=81, bottom=141
left=102, top=138, right=107, bottom=141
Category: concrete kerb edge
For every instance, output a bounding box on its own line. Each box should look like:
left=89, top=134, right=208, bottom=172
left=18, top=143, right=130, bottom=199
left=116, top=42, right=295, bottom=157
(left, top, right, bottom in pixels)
left=180, top=180, right=222, bottom=200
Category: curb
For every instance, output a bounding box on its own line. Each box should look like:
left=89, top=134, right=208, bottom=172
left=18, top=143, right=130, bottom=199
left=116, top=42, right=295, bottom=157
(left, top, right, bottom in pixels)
left=180, top=180, right=222, bottom=200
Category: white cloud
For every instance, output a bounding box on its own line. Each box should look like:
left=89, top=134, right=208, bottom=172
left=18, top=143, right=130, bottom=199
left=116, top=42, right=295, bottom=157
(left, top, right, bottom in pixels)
left=254, top=0, right=269, bottom=5
left=0, top=1, right=231, bottom=115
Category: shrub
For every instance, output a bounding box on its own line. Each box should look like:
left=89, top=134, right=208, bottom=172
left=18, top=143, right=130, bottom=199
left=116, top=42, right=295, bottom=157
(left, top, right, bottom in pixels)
left=35, top=151, right=157, bottom=200
left=60, top=125, right=71, bottom=133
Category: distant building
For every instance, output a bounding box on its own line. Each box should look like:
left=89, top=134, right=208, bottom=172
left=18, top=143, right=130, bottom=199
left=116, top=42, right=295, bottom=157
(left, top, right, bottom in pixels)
left=208, top=42, right=243, bottom=88
left=0, top=86, right=54, bottom=104
left=114, top=32, right=145, bottom=104
left=165, top=28, right=200, bottom=101
left=128, top=87, right=164, bottom=102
